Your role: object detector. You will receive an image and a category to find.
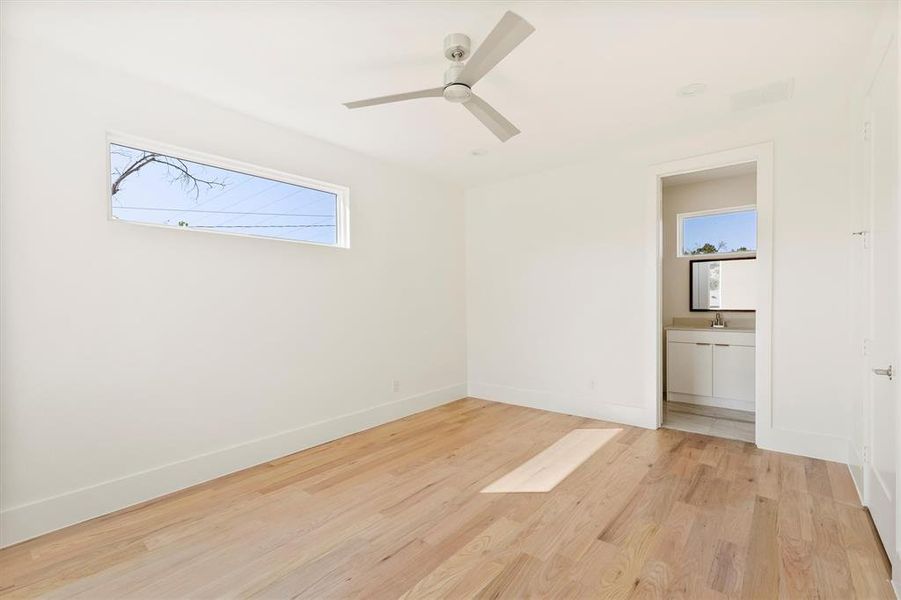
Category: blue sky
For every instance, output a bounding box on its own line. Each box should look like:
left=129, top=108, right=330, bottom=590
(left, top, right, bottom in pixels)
left=110, top=144, right=337, bottom=244
left=682, top=209, right=756, bottom=254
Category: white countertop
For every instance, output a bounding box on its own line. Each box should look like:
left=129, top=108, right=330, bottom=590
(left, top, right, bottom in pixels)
left=664, top=326, right=755, bottom=333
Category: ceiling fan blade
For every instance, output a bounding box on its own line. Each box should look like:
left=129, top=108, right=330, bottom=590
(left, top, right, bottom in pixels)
left=463, top=94, right=520, bottom=142
left=456, top=11, right=535, bottom=87
left=344, top=87, right=444, bottom=109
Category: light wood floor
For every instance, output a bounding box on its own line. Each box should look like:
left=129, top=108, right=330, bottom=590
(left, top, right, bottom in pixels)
left=0, top=398, right=892, bottom=599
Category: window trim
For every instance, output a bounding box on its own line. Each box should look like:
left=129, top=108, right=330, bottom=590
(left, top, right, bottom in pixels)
left=676, top=204, right=756, bottom=258
left=106, top=132, right=350, bottom=248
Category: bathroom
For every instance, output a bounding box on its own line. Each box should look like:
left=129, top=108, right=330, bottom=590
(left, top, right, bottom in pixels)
left=661, top=163, right=757, bottom=442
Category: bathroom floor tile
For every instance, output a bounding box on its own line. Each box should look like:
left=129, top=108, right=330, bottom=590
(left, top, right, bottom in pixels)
left=663, top=405, right=755, bottom=443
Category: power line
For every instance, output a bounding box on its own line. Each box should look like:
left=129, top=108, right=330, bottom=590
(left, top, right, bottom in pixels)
left=115, top=206, right=334, bottom=218
left=212, top=187, right=305, bottom=228
left=201, top=180, right=282, bottom=215
left=191, top=224, right=335, bottom=229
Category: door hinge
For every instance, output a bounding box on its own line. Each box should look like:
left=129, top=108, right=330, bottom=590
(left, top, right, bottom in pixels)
left=863, top=445, right=870, bottom=463
left=863, top=338, right=872, bottom=356
left=863, top=121, right=872, bottom=141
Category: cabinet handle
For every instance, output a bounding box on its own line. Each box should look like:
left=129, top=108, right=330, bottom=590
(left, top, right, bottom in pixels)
left=715, top=343, right=730, bottom=347
left=695, top=342, right=711, bottom=346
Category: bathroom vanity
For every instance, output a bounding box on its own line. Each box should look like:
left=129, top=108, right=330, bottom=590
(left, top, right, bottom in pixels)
left=665, top=326, right=755, bottom=412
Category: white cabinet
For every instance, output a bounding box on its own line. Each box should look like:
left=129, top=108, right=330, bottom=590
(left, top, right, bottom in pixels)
left=712, top=344, right=755, bottom=403
left=666, top=328, right=755, bottom=411
left=666, top=342, right=713, bottom=397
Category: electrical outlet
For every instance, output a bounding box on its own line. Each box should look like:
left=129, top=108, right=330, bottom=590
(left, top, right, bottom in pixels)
left=589, top=378, right=597, bottom=391
left=392, top=379, right=401, bottom=393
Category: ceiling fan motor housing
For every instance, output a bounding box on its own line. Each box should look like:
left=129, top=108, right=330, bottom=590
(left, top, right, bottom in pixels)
left=443, top=33, right=471, bottom=61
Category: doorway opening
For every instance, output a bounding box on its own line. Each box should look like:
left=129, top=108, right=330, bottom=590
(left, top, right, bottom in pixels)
left=650, top=143, right=774, bottom=447
left=660, top=164, right=757, bottom=442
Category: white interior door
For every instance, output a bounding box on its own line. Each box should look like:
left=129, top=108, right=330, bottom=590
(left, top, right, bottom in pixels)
left=864, top=35, right=898, bottom=573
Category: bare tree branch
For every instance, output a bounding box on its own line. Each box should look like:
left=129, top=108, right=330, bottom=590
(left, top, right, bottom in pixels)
left=110, top=152, right=226, bottom=200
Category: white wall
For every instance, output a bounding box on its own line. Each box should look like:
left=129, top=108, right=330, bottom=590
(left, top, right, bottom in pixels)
left=0, top=37, right=467, bottom=546
left=466, top=96, right=857, bottom=461
left=662, top=173, right=757, bottom=327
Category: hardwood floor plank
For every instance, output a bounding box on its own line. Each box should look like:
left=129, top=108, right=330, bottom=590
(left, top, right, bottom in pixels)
left=778, top=534, right=816, bottom=600
left=399, top=517, right=522, bottom=600
left=740, top=496, right=779, bottom=600
left=629, top=501, right=698, bottom=598
left=707, top=539, right=742, bottom=596
left=834, top=502, right=894, bottom=598
left=827, top=460, right=862, bottom=506
left=472, top=552, right=538, bottom=600
left=805, top=458, right=835, bottom=499
left=595, top=520, right=661, bottom=599
left=809, top=494, right=856, bottom=598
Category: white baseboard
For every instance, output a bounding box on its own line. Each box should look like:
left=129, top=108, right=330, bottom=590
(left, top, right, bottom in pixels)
left=0, top=383, right=467, bottom=548
left=848, top=444, right=865, bottom=504
left=468, top=382, right=657, bottom=429
left=755, top=426, right=852, bottom=464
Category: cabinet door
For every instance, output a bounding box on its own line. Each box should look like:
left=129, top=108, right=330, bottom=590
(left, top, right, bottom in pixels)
left=712, top=344, right=755, bottom=402
left=666, top=342, right=712, bottom=397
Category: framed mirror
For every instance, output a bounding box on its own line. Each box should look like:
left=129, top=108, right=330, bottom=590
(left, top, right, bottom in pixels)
left=690, top=257, right=756, bottom=311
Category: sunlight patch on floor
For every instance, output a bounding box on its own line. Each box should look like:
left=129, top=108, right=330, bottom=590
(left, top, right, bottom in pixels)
left=481, top=428, right=621, bottom=493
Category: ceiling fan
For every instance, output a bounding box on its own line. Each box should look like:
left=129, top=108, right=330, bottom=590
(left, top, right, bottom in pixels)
left=343, top=11, right=535, bottom=142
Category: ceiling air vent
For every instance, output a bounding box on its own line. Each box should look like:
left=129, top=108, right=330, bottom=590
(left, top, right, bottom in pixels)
left=730, top=78, right=795, bottom=112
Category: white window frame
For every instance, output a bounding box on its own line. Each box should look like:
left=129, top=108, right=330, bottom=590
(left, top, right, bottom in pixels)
left=676, top=204, right=757, bottom=258
left=106, top=132, right=350, bottom=248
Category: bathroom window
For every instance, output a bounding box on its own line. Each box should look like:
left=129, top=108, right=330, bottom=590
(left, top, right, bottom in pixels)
left=677, top=206, right=756, bottom=257
left=108, top=136, right=349, bottom=247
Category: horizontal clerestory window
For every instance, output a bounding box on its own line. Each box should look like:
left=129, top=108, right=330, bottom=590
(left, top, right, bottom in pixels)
left=108, top=136, right=349, bottom=247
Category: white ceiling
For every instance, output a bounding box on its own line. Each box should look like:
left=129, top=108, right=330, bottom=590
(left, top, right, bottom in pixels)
left=3, top=1, right=883, bottom=187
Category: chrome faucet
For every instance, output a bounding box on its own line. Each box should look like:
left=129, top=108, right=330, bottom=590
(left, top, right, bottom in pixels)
left=711, top=312, right=726, bottom=328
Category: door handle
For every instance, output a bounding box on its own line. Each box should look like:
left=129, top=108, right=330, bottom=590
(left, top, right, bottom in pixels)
left=873, top=365, right=894, bottom=381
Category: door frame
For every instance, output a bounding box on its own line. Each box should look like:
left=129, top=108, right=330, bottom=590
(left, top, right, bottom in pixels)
left=648, top=143, right=775, bottom=446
